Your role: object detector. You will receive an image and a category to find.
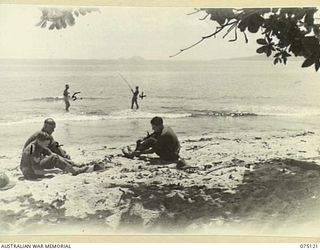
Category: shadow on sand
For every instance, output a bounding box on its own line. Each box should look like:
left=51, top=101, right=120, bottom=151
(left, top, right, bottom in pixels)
left=117, top=159, right=320, bottom=232
left=1, top=158, right=320, bottom=234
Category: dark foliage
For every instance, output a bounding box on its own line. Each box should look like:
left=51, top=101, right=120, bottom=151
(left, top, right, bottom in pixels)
left=173, top=8, right=320, bottom=71
left=36, top=8, right=99, bottom=30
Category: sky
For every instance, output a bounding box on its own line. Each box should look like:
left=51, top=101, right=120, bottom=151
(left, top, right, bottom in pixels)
left=0, top=4, right=259, bottom=60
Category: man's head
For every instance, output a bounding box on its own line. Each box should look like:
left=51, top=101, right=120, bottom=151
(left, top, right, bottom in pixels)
left=65, top=84, right=69, bottom=89
left=151, top=116, right=163, bottom=133
left=42, top=118, right=56, bottom=135
left=136, top=86, right=139, bottom=90
left=36, top=131, right=51, bottom=148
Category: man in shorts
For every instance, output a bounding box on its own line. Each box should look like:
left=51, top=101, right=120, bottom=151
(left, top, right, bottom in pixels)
left=20, top=132, right=88, bottom=180
left=24, top=118, right=70, bottom=160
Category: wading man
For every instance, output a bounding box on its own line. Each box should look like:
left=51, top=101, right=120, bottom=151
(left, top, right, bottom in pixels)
left=131, top=86, right=139, bottom=110
left=63, top=84, right=70, bottom=112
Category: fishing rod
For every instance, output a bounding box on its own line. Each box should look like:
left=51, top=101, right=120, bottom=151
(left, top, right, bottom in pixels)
left=118, top=72, right=133, bottom=91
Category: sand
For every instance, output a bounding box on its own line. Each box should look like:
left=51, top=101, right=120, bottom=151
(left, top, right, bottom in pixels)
left=1, top=130, right=320, bottom=236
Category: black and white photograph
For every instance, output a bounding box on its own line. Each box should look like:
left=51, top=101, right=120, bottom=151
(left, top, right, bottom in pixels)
left=0, top=3, right=320, bottom=238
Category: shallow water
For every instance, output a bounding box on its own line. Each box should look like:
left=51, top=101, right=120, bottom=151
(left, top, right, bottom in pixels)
left=0, top=58, right=319, bottom=165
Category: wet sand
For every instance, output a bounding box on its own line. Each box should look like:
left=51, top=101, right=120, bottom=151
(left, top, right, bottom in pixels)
left=1, top=130, right=320, bottom=236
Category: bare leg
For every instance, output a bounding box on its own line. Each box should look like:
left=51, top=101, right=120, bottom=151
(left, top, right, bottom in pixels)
left=40, top=154, right=87, bottom=175
left=65, top=99, right=70, bottom=112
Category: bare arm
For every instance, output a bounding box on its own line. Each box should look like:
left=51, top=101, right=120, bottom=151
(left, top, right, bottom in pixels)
left=139, top=148, right=155, bottom=155
left=23, top=133, right=37, bottom=149
left=49, top=139, right=70, bottom=159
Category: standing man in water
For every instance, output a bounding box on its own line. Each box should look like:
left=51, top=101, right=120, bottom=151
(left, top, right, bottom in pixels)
left=63, top=84, right=70, bottom=112
left=131, top=86, right=139, bottom=110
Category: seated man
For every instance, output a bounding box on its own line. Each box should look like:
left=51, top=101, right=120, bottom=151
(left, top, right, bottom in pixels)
left=20, top=132, right=88, bottom=180
left=122, top=116, right=181, bottom=161
left=24, top=118, right=70, bottom=159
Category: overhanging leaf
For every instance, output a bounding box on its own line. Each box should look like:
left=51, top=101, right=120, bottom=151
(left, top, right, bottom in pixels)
left=49, top=23, right=55, bottom=30
left=302, top=57, right=315, bottom=67
left=257, top=38, right=268, bottom=45
left=257, top=46, right=267, bottom=54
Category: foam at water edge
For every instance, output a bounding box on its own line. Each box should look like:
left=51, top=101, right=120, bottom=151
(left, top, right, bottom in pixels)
left=0, top=111, right=192, bottom=126
left=108, top=109, right=192, bottom=119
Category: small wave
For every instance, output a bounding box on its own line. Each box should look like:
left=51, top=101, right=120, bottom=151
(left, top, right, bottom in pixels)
left=191, top=110, right=258, bottom=118
left=0, top=114, right=106, bottom=126
left=189, top=109, right=320, bottom=118
left=257, top=112, right=320, bottom=117
left=22, top=97, right=63, bottom=102
left=108, top=109, right=191, bottom=119
left=82, top=97, right=109, bottom=100
left=21, top=96, right=110, bottom=102
left=0, top=110, right=191, bottom=126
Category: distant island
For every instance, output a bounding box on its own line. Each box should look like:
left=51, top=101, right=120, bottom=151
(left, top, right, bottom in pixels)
left=0, top=54, right=303, bottom=64
left=227, top=54, right=302, bottom=61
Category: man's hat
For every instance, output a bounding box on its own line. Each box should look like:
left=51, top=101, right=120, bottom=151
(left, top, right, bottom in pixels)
left=0, top=172, right=16, bottom=191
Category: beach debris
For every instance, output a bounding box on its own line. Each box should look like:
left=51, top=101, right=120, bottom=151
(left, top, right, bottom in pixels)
left=289, top=131, right=315, bottom=138
left=120, top=168, right=130, bottom=173
left=185, top=137, right=213, bottom=143
left=95, top=198, right=106, bottom=207
left=50, top=192, right=67, bottom=208
left=199, top=166, right=206, bottom=171
left=104, top=155, right=113, bottom=162
left=212, top=161, right=222, bottom=165
left=97, top=146, right=108, bottom=150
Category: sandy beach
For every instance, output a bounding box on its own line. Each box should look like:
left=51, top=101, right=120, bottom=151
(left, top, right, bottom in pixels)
left=1, top=129, right=320, bottom=236
left=1, top=4, right=320, bottom=244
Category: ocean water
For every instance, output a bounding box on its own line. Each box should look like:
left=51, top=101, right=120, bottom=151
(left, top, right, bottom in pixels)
left=0, top=58, right=319, bottom=162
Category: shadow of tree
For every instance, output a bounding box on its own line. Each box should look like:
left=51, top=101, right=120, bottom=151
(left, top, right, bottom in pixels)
left=0, top=193, right=113, bottom=234
left=2, top=158, right=320, bottom=234
left=118, top=159, right=320, bottom=232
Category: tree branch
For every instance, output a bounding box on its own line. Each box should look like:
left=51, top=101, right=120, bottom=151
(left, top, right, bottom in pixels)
left=169, top=21, right=238, bottom=58
left=223, top=23, right=237, bottom=39
left=187, top=8, right=201, bottom=15
left=242, top=31, right=248, bottom=43
left=169, top=39, right=206, bottom=58
left=229, top=27, right=238, bottom=42
left=199, top=13, right=209, bottom=20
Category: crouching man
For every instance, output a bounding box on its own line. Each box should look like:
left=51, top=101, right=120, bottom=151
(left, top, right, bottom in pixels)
left=20, top=132, right=88, bottom=180
left=122, top=116, right=182, bottom=162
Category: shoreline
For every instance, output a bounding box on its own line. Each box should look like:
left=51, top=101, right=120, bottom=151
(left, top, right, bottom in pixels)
left=1, top=131, right=320, bottom=235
